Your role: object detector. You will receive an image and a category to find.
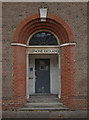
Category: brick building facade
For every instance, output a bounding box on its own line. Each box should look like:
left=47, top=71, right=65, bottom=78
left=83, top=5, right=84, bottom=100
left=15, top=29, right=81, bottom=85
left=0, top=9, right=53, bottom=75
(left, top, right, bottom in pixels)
left=2, top=2, right=87, bottom=110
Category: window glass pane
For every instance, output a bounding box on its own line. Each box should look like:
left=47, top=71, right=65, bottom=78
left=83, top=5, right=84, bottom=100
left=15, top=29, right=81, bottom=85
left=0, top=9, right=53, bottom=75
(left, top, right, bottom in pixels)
left=29, top=31, right=58, bottom=45
left=40, top=61, right=48, bottom=70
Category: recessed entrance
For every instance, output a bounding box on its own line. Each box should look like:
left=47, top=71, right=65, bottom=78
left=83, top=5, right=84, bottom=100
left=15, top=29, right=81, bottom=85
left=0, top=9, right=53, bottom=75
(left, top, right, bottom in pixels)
left=35, top=59, right=50, bottom=93
left=26, top=31, right=61, bottom=98
left=28, top=54, right=60, bottom=96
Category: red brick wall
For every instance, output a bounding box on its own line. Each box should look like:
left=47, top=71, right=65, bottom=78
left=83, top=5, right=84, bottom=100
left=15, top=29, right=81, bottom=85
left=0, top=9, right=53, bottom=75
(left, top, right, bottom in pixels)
left=3, top=46, right=27, bottom=110
left=60, top=45, right=75, bottom=109
left=61, top=45, right=75, bottom=98
left=12, top=46, right=26, bottom=97
left=2, top=96, right=26, bottom=110
left=60, top=45, right=87, bottom=110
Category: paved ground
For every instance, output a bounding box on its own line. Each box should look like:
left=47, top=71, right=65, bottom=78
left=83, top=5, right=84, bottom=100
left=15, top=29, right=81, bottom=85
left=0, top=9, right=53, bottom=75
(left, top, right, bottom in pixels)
left=2, top=110, right=88, bottom=118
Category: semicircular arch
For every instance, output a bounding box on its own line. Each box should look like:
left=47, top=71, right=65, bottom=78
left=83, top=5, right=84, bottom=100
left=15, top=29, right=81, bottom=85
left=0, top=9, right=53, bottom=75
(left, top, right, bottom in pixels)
left=13, top=13, right=74, bottom=44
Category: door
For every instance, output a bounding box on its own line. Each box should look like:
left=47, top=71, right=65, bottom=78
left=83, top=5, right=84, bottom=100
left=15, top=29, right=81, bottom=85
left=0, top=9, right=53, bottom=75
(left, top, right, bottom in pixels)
left=35, top=59, right=50, bottom=93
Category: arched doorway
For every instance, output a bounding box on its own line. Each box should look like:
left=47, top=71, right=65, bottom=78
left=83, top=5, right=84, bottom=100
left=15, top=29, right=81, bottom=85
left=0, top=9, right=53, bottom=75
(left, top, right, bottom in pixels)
left=11, top=13, right=76, bottom=109
left=26, top=30, right=61, bottom=99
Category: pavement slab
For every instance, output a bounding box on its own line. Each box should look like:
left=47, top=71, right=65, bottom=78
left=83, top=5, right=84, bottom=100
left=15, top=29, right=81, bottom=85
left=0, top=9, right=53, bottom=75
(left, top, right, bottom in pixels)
left=2, top=110, right=88, bottom=118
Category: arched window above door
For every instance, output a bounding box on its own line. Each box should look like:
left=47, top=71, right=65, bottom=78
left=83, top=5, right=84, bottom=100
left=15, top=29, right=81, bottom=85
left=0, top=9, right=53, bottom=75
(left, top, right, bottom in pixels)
left=29, top=31, right=58, bottom=45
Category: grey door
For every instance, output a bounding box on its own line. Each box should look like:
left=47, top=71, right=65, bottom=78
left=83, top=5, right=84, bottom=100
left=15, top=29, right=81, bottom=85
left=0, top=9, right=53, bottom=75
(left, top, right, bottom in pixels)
left=35, top=59, right=50, bottom=93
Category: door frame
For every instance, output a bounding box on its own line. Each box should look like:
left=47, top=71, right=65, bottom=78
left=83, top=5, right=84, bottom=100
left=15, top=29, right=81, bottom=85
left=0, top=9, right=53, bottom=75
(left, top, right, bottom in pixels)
left=26, top=52, right=61, bottom=100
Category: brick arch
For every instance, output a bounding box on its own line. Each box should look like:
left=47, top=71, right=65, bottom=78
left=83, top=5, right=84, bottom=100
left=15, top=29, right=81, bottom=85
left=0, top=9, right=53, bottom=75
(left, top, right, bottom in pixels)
left=11, top=13, right=76, bottom=110
left=13, top=13, right=74, bottom=44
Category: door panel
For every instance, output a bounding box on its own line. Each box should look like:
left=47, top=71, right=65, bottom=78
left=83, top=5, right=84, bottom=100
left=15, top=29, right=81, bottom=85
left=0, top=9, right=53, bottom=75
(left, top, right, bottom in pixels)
left=35, top=59, right=50, bottom=93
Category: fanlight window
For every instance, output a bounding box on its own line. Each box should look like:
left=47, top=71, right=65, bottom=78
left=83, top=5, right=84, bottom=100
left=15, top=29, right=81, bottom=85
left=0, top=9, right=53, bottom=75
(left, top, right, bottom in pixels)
left=29, top=31, right=58, bottom=45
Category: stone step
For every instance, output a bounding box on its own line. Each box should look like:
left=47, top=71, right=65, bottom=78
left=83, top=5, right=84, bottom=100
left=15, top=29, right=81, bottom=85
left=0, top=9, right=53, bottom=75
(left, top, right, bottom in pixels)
left=18, top=107, right=70, bottom=111
left=29, top=94, right=58, bottom=98
left=23, top=106, right=64, bottom=108
left=23, top=103, right=64, bottom=107
left=27, top=99, right=60, bottom=103
left=29, top=97, right=59, bottom=100
left=18, top=94, right=70, bottom=111
left=28, top=94, right=61, bottom=103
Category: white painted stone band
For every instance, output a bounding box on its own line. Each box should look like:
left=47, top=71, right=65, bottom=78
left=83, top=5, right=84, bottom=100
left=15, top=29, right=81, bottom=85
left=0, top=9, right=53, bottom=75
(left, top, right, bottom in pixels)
left=11, top=43, right=76, bottom=47
left=60, top=43, right=76, bottom=47
left=11, top=43, right=59, bottom=47
left=1, top=0, right=88, bottom=2
left=11, top=43, right=26, bottom=47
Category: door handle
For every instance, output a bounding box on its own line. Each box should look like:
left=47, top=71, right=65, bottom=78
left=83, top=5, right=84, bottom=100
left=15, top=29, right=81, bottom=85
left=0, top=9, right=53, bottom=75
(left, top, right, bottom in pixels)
left=35, top=76, right=37, bottom=82
left=35, top=76, right=37, bottom=79
left=29, top=77, right=33, bottom=79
